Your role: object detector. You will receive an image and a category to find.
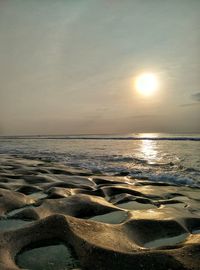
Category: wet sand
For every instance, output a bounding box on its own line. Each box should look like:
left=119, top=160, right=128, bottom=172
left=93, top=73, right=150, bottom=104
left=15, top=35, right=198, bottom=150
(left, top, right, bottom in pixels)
left=0, top=155, right=200, bottom=270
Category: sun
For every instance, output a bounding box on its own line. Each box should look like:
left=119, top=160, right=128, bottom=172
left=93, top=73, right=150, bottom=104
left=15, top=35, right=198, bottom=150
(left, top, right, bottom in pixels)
left=135, top=73, right=159, bottom=96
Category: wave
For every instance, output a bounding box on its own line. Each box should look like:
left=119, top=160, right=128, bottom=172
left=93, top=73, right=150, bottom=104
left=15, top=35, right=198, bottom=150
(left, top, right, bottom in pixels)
left=0, top=150, right=199, bottom=188
left=0, top=136, right=200, bottom=141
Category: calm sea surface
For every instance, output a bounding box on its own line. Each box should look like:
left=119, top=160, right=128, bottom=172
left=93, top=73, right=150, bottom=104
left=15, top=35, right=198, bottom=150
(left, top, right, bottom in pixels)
left=0, top=133, right=200, bottom=187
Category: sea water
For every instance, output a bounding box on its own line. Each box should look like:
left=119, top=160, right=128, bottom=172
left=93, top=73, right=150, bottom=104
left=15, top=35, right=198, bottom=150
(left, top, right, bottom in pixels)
left=0, top=133, right=199, bottom=187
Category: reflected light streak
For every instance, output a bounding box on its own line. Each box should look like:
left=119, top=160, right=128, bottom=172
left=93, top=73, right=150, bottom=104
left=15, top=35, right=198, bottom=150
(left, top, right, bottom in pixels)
left=138, top=133, right=159, bottom=139
left=140, top=139, right=158, bottom=164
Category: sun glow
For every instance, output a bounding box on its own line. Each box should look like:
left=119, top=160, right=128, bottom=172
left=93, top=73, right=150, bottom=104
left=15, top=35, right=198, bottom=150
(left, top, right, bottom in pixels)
left=135, top=73, right=159, bottom=96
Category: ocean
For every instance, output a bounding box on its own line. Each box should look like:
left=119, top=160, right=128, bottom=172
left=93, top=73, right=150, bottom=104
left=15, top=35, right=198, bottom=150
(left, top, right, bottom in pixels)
left=0, top=133, right=200, bottom=188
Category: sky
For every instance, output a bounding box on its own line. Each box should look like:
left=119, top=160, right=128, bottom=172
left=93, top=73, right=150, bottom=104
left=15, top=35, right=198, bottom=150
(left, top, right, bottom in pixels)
left=0, top=0, right=199, bottom=135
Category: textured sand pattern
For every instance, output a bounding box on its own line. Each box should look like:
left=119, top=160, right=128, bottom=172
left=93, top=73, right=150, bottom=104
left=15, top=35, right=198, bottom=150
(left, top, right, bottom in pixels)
left=0, top=155, right=200, bottom=270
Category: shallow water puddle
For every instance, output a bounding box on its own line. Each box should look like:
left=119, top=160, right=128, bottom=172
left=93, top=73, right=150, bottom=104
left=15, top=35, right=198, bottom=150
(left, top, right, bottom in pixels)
left=7, top=206, right=33, bottom=217
left=143, top=233, right=189, bottom=248
left=28, top=191, right=47, bottom=200
left=192, top=229, right=200, bottom=234
left=16, top=243, right=80, bottom=270
left=117, top=201, right=156, bottom=210
left=0, top=219, right=30, bottom=231
left=90, top=210, right=128, bottom=224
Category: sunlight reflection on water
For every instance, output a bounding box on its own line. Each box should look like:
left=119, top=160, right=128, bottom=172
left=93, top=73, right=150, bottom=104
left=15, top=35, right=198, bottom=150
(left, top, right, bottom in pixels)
left=140, top=139, right=158, bottom=164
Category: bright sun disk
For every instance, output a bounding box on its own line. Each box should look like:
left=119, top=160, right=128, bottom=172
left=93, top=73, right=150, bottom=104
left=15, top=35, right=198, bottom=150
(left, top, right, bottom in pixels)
left=135, top=73, right=158, bottom=96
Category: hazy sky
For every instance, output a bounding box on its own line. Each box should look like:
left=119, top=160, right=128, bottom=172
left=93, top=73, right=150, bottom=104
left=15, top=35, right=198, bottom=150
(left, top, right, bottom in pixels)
left=0, top=0, right=199, bottom=135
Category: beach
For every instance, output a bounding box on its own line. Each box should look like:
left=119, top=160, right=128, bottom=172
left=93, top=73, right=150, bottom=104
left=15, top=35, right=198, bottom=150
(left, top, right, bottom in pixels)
left=0, top=150, right=200, bottom=270
left=0, top=0, right=199, bottom=268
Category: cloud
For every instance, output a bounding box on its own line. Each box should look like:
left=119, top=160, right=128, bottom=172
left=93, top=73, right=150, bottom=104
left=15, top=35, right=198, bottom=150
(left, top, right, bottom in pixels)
left=130, top=114, right=156, bottom=119
left=180, top=92, right=200, bottom=107
left=191, top=92, right=200, bottom=102
left=180, top=103, right=200, bottom=107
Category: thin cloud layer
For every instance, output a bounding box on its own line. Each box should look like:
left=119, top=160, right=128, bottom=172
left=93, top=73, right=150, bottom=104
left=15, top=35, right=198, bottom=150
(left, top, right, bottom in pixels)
left=192, top=93, right=200, bottom=102
left=0, top=0, right=200, bottom=135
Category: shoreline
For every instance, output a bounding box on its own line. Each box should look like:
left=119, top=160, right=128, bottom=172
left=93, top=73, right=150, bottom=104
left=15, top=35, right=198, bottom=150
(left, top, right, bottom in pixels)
left=0, top=155, right=200, bottom=269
